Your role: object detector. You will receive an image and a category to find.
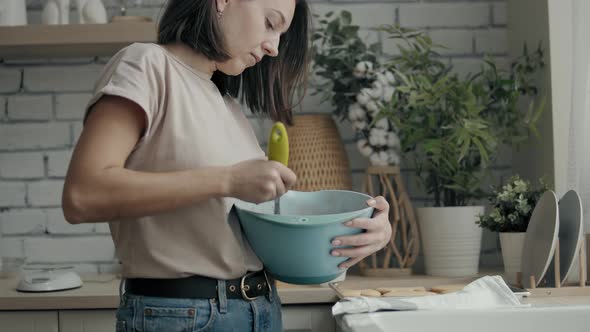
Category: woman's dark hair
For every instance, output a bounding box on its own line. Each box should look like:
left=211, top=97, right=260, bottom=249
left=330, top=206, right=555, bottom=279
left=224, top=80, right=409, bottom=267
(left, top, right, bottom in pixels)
left=158, top=0, right=311, bottom=125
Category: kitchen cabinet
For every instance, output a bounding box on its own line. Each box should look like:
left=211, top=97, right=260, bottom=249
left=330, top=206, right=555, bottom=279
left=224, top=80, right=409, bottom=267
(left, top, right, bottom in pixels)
left=58, top=310, right=116, bottom=332
left=0, top=311, right=58, bottom=332
left=282, top=306, right=335, bottom=332
left=0, top=307, right=335, bottom=332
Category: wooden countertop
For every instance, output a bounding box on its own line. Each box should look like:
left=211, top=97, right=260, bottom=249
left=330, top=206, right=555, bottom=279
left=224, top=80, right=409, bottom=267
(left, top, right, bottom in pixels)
left=1, top=272, right=589, bottom=310
left=0, top=273, right=348, bottom=310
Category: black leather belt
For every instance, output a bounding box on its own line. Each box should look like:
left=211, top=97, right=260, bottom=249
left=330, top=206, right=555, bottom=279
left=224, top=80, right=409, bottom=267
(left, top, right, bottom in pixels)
left=125, top=270, right=273, bottom=301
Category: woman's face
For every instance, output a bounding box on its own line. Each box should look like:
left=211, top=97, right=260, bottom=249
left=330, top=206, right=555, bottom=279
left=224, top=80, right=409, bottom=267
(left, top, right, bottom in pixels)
left=215, top=0, right=296, bottom=75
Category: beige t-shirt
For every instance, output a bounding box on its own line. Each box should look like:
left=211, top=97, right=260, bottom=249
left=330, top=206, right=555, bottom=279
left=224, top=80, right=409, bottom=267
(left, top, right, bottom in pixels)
left=85, top=43, right=265, bottom=279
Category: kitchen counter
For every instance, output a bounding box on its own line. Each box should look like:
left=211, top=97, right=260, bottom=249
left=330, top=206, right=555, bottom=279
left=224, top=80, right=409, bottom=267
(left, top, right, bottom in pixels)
left=2, top=272, right=589, bottom=310
left=0, top=273, right=338, bottom=310
left=0, top=272, right=490, bottom=310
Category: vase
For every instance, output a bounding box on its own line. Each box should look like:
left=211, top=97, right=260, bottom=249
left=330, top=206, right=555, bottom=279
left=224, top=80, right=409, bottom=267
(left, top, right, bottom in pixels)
left=76, top=0, right=107, bottom=24
left=42, top=0, right=70, bottom=25
left=417, top=206, right=484, bottom=277
left=286, top=114, right=352, bottom=191
left=0, top=0, right=27, bottom=26
left=499, top=232, right=526, bottom=284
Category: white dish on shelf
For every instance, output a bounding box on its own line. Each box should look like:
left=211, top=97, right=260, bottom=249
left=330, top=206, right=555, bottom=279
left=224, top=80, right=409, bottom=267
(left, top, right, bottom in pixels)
left=520, top=191, right=559, bottom=288
left=545, top=190, right=584, bottom=286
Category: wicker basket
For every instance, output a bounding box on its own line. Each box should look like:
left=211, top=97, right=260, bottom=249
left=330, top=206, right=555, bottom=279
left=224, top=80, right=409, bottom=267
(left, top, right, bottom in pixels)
left=286, top=114, right=352, bottom=191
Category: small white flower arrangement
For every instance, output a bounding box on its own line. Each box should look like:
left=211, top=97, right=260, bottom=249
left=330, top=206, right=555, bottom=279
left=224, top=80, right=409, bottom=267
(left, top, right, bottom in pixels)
left=348, top=61, right=401, bottom=166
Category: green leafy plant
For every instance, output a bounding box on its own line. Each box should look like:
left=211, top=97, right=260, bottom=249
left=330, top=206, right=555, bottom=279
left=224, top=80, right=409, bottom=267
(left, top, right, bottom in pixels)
left=310, top=11, right=546, bottom=207
left=476, top=175, right=548, bottom=232
left=377, top=25, right=545, bottom=207
left=311, top=11, right=381, bottom=120
left=311, top=11, right=404, bottom=167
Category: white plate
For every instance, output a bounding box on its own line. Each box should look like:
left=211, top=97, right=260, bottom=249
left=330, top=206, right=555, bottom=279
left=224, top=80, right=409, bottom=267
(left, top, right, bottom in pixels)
left=545, top=190, right=584, bottom=286
left=521, top=191, right=559, bottom=288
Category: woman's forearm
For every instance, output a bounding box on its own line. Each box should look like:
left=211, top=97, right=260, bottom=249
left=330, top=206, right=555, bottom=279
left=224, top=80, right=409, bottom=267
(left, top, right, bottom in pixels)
left=62, top=166, right=231, bottom=224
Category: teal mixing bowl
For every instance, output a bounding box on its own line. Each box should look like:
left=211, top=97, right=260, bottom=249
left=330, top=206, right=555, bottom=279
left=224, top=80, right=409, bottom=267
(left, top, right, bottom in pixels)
left=234, top=190, right=374, bottom=284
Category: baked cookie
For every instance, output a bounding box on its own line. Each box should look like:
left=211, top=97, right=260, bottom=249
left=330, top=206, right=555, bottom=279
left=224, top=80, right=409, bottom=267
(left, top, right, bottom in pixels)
left=340, top=289, right=362, bottom=297
left=382, top=290, right=437, bottom=297
left=360, top=289, right=382, bottom=297
left=376, top=286, right=427, bottom=294
left=429, top=284, right=466, bottom=294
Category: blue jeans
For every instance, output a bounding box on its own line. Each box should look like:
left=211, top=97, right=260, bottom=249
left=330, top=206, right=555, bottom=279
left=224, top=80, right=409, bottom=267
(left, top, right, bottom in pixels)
left=115, top=279, right=283, bottom=332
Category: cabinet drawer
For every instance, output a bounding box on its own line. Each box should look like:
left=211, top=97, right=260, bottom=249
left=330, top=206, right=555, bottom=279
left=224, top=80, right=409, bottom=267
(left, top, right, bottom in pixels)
left=282, top=305, right=335, bottom=332
left=0, top=311, right=58, bottom=332
left=58, top=310, right=117, bottom=332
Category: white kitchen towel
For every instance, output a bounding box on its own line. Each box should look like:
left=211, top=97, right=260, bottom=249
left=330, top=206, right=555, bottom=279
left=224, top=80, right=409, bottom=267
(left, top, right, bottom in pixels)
left=332, top=275, right=528, bottom=315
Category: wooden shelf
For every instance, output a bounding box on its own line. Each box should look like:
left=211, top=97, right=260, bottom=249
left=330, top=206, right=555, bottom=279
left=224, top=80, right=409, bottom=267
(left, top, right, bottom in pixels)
left=0, top=22, right=156, bottom=59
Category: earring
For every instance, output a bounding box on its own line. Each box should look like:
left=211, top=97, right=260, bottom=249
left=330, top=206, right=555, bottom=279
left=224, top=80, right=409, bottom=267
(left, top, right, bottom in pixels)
left=217, top=11, right=223, bottom=19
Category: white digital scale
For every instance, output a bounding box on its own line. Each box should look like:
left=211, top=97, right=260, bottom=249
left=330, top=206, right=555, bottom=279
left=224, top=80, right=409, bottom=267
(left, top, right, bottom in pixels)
left=16, top=266, right=83, bottom=292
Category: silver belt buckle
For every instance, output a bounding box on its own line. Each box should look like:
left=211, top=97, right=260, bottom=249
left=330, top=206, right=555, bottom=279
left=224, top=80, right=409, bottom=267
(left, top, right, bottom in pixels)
left=240, top=270, right=273, bottom=301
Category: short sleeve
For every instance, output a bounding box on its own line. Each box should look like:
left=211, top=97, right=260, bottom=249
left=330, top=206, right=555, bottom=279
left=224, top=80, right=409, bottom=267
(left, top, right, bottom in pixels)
left=84, top=43, right=162, bottom=138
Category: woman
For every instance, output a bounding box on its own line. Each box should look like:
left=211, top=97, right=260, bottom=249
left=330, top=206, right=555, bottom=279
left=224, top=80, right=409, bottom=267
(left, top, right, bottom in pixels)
left=62, top=0, right=392, bottom=331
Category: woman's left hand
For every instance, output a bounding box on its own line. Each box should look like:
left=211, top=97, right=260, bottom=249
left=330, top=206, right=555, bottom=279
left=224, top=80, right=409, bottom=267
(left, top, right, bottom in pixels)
left=330, top=196, right=392, bottom=270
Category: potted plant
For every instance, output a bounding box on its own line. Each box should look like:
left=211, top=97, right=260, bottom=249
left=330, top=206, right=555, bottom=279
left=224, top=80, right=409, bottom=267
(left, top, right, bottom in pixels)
left=477, top=175, right=548, bottom=282
left=311, top=11, right=402, bottom=167
left=375, top=25, right=545, bottom=276
left=311, top=11, right=380, bottom=120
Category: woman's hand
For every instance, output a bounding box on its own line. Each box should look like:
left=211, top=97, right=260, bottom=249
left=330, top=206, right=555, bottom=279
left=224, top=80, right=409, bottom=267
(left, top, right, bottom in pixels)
left=330, top=196, right=392, bottom=269
left=227, top=159, right=297, bottom=203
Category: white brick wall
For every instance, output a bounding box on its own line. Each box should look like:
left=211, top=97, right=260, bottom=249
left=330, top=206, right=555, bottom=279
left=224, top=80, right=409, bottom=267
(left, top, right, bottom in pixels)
left=0, top=123, right=70, bottom=150
left=7, top=95, right=53, bottom=121
left=23, top=65, right=103, bottom=92
left=311, top=3, right=397, bottom=28
left=0, top=182, right=27, bottom=207
left=475, top=28, right=508, bottom=54
left=27, top=180, right=64, bottom=207
left=0, top=209, right=46, bottom=235
left=72, top=122, right=84, bottom=144
left=0, top=152, right=45, bottom=179
left=492, top=2, right=508, bottom=25
left=94, top=222, right=111, bottom=235
left=0, top=69, right=21, bottom=93
left=398, top=3, right=490, bottom=28
left=0, top=0, right=509, bottom=273
left=46, top=208, right=93, bottom=234
left=56, top=93, right=91, bottom=120
left=427, top=29, right=474, bottom=55
left=0, top=237, right=25, bottom=258
left=0, top=96, right=5, bottom=118
left=24, top=237, right=114, bottom=263
left=46, top=150, right=73, bottom=178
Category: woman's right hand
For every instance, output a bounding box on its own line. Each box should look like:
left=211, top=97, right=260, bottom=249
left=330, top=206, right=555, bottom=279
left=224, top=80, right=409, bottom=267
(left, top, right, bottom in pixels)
left=227, top=159, right=297, bottom=203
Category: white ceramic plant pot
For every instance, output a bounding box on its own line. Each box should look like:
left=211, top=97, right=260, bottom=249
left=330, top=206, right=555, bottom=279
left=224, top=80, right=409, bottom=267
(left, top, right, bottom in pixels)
left=0, top=0, right=28, bottom=26
left=417, top=206, right=484, bottom=277
left=499, top=232, right=526, bottom=284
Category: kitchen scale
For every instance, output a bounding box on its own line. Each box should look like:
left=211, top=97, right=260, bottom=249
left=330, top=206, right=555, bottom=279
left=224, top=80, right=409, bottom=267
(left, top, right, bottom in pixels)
left=16, top=266, right=83, bottom=292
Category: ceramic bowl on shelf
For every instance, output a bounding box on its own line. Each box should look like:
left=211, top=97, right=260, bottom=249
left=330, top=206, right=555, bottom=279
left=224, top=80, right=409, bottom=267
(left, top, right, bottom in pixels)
left=234, top=190, right=374, bottom=285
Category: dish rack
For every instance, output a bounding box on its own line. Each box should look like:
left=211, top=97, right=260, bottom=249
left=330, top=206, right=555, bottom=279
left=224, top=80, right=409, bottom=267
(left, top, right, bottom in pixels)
left=517, top=234, right=590, bottom=296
